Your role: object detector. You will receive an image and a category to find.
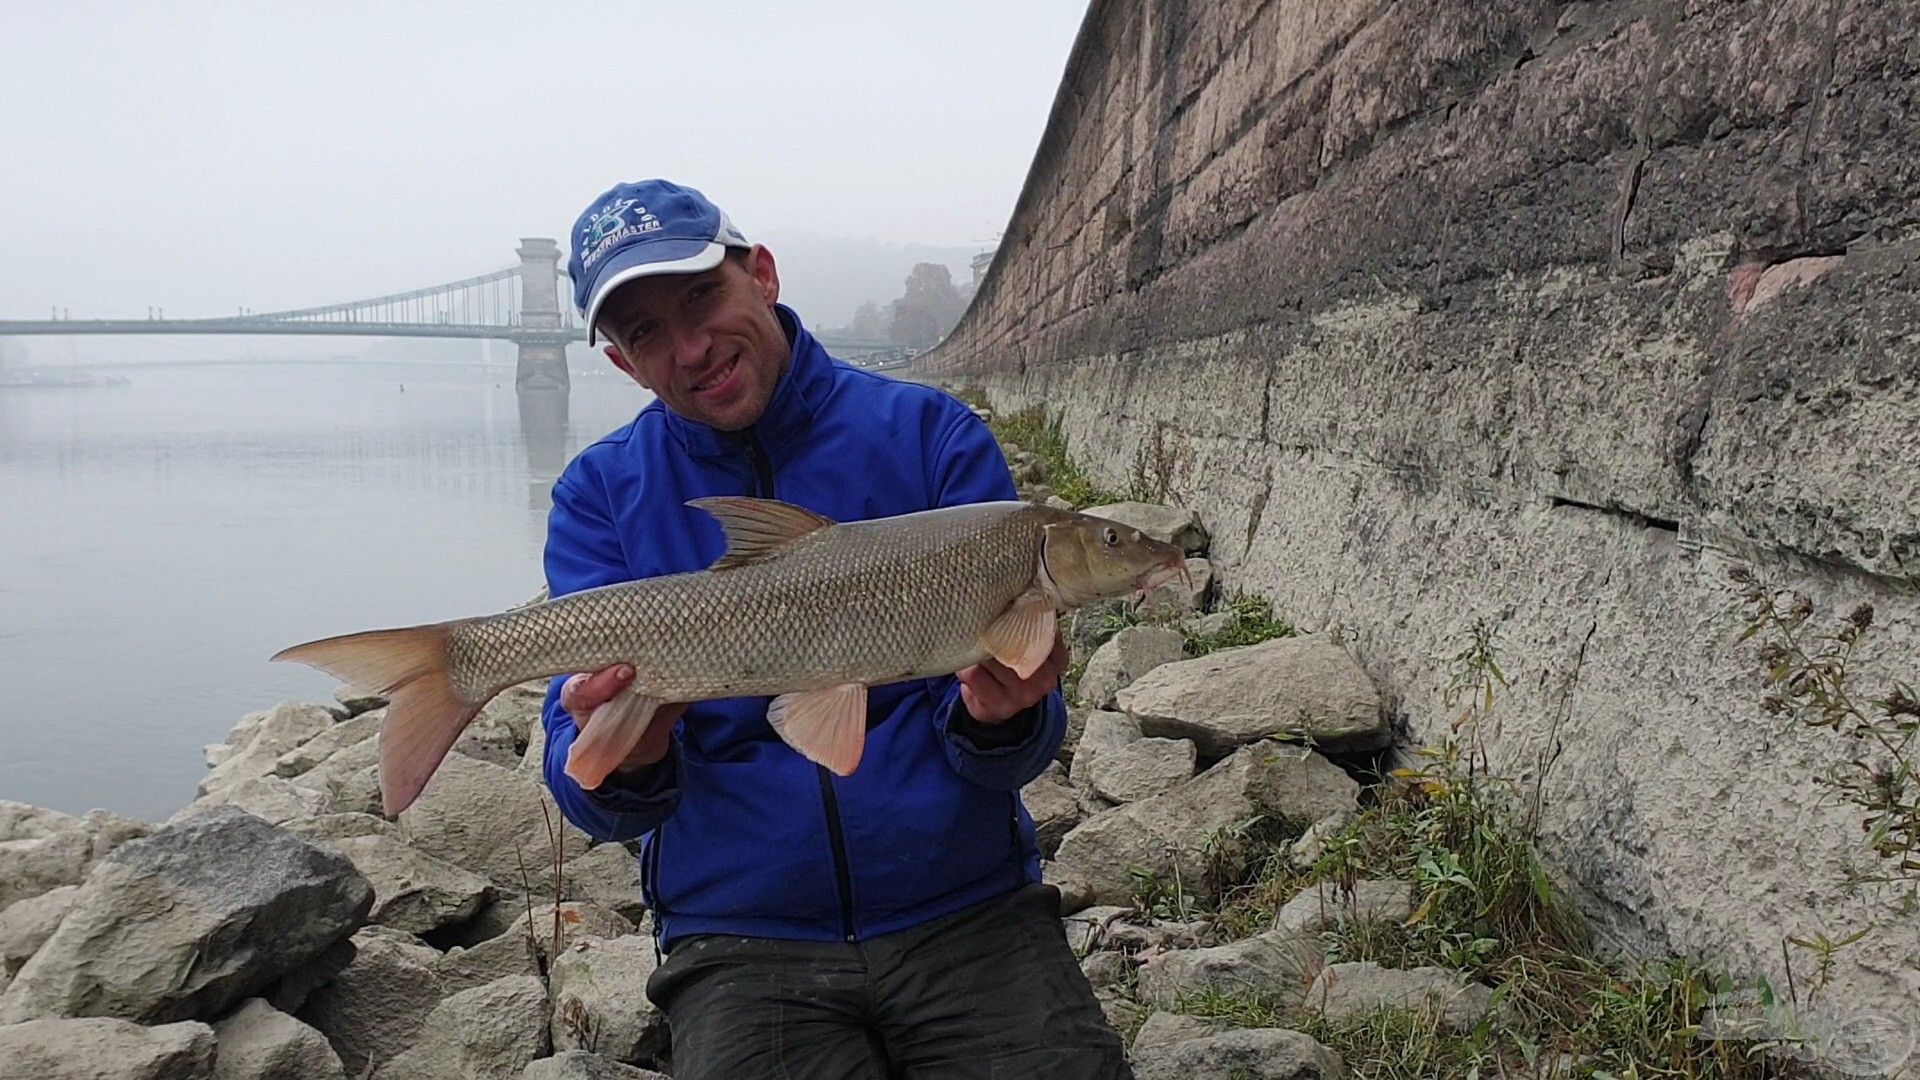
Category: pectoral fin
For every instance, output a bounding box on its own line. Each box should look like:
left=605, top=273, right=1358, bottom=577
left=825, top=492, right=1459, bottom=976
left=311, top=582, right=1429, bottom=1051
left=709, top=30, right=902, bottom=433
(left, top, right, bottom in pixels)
left=564, top=683, right=667, bottom=790
left=980, top=589, right=1057, bottom=680
left=688, top=497, right=837, bottom=570
left=767, top=683, right=868, bottom=776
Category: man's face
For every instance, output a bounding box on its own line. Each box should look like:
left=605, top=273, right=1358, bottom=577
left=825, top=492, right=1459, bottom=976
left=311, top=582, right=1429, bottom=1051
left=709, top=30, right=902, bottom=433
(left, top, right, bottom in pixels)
left=597, top=245, right=790, bottom=432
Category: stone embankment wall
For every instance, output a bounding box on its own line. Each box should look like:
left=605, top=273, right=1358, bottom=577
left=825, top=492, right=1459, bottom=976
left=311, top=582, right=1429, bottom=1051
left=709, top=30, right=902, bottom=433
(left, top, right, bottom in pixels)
left=917, top=0, right=1920, bottom=1020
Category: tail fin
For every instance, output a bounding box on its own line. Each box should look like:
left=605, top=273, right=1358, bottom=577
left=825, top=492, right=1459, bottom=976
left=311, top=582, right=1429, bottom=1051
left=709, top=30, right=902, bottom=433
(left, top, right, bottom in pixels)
left=272, top=623, right=483, bottom=817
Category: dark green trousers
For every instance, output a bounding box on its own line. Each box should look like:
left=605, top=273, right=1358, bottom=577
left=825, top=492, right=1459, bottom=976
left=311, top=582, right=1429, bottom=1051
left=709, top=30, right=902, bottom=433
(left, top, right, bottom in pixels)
left=646, top=884, right=1134, bottom=1080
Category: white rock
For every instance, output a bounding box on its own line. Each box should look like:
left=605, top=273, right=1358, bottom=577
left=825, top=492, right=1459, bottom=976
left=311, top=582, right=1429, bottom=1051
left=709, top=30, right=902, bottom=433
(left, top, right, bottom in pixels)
left=1054, top=744, right=1359, bottom=906
left=1130, top=1010, right=1222, bottom=1051
left=275, top=710, right=383, bottom=778
left=1078, top=626, right=1187, bottom=710
left=199, top=704, right=336, bottom=796
left=1088, top=736, right=1196, bottom=804
left=1137, top=557, right=1213, bottom=619
left=549, top=935, right=668, bottom=1066
left=1305, top=961, right=1495, bottom=1033
left=0, top=803, right=151, bottom=912
left=398, top=754, right=595, bottom=891
left=1136, top=927, right=1324, bottom=1010
left=522, top=1053, right=670, bottom=1080
left=176, top=774, right=331, bottom=826
left=1129, top=1027, right=1344, bottom=1079
left=1276, top=879, right=1413, bottom=934
left=0, top=1017, right=216, bottom=1079
left=333, top=685, right=388, bottom=716
left=295, top=928, right=445, bottom=1077
left=0, top=807, right=372, bottom=1025
left=1079, top=950, right=1131, bottom=988
left=1118, top=636, right=1389, bottom=756
left=1022, top=762, right=1082, bottom=858
left=0, top=885, right=79, bottom=981
left=371, top=975, right=551, bottom=1080
left=1286, top=810, right=1356, bottom=874
left=321, top=833, right=495, bottom=935
left=211, top=997, right=346, bottom=1080
left=1066, top=710, right=1142, bottom=791
left=559, top=842, right=645, bottom=923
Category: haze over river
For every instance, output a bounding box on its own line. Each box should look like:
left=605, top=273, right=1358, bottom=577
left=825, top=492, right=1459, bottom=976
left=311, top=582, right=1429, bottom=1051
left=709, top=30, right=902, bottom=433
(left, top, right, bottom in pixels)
left=0, top=355, right=651, bottom=820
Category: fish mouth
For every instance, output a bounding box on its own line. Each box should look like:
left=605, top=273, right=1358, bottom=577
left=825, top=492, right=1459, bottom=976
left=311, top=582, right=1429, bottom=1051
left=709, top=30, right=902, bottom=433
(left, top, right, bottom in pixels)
left=1134, top=555, right=1188, bottom=595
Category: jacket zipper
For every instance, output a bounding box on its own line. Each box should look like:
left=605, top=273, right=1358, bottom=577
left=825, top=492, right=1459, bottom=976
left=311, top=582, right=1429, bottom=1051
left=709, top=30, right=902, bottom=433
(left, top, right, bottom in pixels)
left=745, top=434, right=859, bottom=943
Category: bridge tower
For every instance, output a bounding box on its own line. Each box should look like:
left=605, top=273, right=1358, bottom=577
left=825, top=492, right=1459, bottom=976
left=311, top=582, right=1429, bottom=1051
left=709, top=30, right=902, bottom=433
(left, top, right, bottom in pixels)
left=515, top=238, right=569, bottom=391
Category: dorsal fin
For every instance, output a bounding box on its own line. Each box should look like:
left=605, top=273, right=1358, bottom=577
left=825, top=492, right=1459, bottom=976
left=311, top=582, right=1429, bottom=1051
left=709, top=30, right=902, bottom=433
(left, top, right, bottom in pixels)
left=689, top=497, right=837, bottom=570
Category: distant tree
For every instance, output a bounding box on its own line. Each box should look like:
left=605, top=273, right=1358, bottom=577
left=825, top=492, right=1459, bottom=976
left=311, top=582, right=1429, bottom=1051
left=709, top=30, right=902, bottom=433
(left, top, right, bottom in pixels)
left=886, top=263, right=965, bottom=347
left=849, top=301, right=888, bottom=341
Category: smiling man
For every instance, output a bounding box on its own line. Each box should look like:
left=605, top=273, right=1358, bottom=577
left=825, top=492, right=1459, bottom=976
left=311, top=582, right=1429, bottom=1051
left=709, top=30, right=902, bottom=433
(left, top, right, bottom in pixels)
left=540, top=179, right=1133, bottom=1080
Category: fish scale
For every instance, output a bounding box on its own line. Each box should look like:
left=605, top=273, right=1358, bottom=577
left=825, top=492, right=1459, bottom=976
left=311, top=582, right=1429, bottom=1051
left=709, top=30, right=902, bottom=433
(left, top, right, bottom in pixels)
left=450, top=500, right=1038, bottom=702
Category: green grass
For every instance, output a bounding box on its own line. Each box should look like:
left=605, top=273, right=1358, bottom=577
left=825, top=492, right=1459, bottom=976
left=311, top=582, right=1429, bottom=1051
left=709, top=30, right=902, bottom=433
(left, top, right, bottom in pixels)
left=1182, top=593, right=1296, bottom=655
left=987, top=404, right=1130, bottom=509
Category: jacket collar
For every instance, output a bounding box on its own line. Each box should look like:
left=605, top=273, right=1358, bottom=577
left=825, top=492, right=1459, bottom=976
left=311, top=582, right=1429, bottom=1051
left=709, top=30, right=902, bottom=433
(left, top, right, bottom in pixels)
left=660, top=304, right=838, bottom=461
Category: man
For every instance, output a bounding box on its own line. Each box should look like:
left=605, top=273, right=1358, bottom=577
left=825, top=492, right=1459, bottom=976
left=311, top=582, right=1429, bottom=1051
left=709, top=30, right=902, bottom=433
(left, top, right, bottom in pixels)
left=539, top=178, right=1132, bottom=1080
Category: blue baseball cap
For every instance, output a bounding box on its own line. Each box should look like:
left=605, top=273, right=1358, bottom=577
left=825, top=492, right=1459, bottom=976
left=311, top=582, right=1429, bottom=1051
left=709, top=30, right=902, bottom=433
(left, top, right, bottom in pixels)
left=568, top=179, right=751, bottom=345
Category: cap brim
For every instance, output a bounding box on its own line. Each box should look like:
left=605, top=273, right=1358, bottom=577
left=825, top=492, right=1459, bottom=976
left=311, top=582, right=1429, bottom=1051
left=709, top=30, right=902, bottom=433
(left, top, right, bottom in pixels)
left=583, top=240, right=730, bottom=346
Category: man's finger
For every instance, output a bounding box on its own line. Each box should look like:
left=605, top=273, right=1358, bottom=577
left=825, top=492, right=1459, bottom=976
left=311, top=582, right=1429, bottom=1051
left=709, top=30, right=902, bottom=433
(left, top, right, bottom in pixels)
left=561, top=664, right=634, bottom=717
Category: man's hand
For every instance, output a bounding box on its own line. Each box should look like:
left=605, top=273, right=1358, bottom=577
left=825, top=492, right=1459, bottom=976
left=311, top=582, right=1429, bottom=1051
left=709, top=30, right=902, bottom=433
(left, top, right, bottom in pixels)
left=956, top=636, right=1070, bottom=725
left=560, top=665, right=686, bottom=780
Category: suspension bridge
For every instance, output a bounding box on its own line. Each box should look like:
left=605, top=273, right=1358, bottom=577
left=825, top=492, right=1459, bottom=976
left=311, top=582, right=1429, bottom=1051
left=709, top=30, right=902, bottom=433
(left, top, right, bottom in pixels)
left=0, top=238, right=907, bottom=389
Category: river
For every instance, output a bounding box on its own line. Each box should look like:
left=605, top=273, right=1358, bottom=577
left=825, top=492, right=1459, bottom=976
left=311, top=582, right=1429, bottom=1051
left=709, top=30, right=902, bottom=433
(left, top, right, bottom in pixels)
left=0, top=355, right=651, bottom=820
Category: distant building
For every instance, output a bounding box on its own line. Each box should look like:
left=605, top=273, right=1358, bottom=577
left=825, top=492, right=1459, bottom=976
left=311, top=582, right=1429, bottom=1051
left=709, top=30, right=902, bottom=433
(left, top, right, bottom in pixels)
left=969, top=248, right=997, bottom=290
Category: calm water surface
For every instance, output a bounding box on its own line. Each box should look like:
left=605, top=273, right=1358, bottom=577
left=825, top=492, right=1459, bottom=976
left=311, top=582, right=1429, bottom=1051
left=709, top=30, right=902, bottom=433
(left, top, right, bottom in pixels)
left=0, top=357, right=651, bottom=820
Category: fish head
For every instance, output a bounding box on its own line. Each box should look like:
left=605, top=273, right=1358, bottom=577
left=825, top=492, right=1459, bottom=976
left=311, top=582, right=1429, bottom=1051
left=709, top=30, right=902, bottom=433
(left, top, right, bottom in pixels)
left=1038, top=510, right=1187, bottom=610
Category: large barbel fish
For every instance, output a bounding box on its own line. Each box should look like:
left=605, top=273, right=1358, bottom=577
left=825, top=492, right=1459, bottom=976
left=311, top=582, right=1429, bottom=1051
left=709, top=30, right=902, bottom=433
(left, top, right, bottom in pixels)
left=274, top=497, right=1186, bottom=816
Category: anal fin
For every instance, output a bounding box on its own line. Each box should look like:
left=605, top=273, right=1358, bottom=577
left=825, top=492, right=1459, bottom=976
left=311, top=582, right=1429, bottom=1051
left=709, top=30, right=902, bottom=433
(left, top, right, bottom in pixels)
left=564, top=683, right=667, bottom=790
left=767, top=683, right=868, bottom=776
left=980, top=589, right=1058, bottom=680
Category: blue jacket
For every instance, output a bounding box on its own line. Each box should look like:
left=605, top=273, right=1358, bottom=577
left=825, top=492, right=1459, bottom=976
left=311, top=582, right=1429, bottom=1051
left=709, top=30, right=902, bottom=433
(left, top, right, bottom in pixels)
left=539, top=306, right=1067, bottom=951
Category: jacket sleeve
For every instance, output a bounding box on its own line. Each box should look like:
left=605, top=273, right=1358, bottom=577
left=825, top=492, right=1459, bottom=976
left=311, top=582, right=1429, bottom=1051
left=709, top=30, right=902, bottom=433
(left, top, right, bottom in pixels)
left=924, top=406, right=1068, bottom=792
left=539, top=474, right=683, bottom=842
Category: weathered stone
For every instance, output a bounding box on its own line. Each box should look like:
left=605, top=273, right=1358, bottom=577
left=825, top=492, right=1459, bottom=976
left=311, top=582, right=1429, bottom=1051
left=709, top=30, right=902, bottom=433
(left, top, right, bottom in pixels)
left=211, top=998, right=346, bottom=1080
left=1078, top=626, right=1187, bottom=709
left=1080, top=502, right=1209, bottom=555
left=1287, top=810, right=1356, bottom=874
left=1054, top=744, right=1359, bottom=906
left=550, top=935, right=668, bottom=1066
left=1136, top=927, right=1324, bottom=1011
left=296, top=929, right=446, bottom=1076
left=1059, top=707, right=1090, bottom=764
left=1277, top=879, right=1414, bottom=934
left=1117, top=637, right=1388, bottom=757
left=1097, top=990, right=1150, bottom=1044
left=521, top=714, right=549, bottom=775
left=199, top=704, right=336, bottom=796
left=372, top=975, right=551, bottom=1080
left=281, top=812, right=398, bottom=843
left=1022, top=762, right=1083, bottom=858
left=176, top=774, right=331, bottom=826
left=1182, top=611, right=1234, bottom=640
left=559, top=842, right=645, bottom=923
left=0, top=807, right=372, bottom=1025
left=333, top=685, right=388, bottom=716
left=1130, top=1010, right=1222, bottom=1052
left=1079, top=949, right=1131, bottom=988
left=1045, top=861, right=1095, bottom=915
left=453, top=711, right=522, bottom=769
left=1089, top=736, right=1196, bottom=805
left=397, top=754, right=594, bottom=890
left=1305, top=961, right=1495, bottom=1033
left=434, top=933, right=540, bottom=996
left=1066, top=710, right=1141, bottom=790
left=275, top=710, right=383, bottom=778
left=522, top=1053, right=671, bottom=1080
left=327, top=764, right=385, bottom=818
left=0, top=885, right=78, bottom=982
left=1130, top=1027, right=1344, bottom=1079
left=0, top=1017, right=216, bottom=1080
left=321, top=833, right=494, bottom=935
left=0, top=803, right=151, bottom=912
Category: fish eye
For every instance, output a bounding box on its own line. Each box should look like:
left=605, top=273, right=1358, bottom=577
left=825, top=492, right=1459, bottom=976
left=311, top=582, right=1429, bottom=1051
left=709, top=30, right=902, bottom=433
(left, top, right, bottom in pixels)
left=1101, top=526, right=1118, bottom=546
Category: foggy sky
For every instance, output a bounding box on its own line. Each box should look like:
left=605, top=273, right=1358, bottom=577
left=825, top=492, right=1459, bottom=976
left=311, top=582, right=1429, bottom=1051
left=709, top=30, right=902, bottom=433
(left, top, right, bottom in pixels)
left=0, top=2, right=1086, bottom=324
